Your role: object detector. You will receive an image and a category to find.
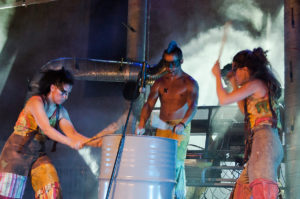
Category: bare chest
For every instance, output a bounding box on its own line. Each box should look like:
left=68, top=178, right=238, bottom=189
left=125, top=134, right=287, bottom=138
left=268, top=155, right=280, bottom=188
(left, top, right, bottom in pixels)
left=159, top=79, right=188, bottom=103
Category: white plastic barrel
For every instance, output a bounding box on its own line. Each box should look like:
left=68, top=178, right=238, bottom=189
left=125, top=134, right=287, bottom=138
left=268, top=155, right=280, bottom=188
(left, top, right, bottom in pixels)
left=98, top=135, right=177, bottom=199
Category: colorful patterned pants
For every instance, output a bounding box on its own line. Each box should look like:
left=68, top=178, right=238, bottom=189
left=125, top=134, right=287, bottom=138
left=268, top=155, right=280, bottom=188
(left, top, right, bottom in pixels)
left=156, top=120, right=191, bottom=199
left=0, top=156, right=62, bottom=199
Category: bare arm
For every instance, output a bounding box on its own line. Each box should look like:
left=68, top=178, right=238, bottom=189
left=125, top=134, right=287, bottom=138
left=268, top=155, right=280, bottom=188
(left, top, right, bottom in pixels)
left=227, top=72, right=245, bottom=113
left=212, top=61, right=263, bottom=106
left=58, top=107, right=89, bottom=143
left=84, top=122, right=119, bottom=147
left=59, top=107, right=119, bottom=148
left=181, top=79, right=199, bottom=125
left=26, top=96, right=79, bottom=149
left=138, top=81, right=160, bottom=129
left=172, top=79, right=199, bottom=135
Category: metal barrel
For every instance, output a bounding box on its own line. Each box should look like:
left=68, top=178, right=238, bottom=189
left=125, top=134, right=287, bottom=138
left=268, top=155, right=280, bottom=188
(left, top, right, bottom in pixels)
left=98, top=135, right=177, bottom=199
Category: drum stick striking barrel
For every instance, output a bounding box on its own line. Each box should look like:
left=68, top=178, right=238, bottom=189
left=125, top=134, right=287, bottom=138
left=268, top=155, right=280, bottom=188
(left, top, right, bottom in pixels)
left=82, top=135, right=104, bottom=146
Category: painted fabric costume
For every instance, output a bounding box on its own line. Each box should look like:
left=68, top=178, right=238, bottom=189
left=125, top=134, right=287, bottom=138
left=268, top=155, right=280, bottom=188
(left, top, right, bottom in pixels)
left=246, top=94, right=281, bottom=129
left=230, top=94, right=283, bottom=199
left=156, top=119, right=190, bottom=199
left=0, top=97, right=62, bottom=199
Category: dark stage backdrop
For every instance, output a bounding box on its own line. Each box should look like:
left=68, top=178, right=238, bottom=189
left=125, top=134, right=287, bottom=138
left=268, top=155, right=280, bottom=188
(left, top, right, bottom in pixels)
left=0, top=0, right=283, bottom=198
left=0, top=0, right=128, bottom=198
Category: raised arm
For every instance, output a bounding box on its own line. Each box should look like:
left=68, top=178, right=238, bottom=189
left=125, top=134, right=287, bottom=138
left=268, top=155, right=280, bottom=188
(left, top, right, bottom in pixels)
left=227, top=71, right=245, bottom=113
left=26, top=96, right=80, bottom=150
left=212, top=61, right=263, bottom=106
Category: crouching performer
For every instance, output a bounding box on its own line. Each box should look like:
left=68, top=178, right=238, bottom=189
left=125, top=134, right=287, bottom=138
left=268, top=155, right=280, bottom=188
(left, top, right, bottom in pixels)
left=0, top=68, right=115, bottom=199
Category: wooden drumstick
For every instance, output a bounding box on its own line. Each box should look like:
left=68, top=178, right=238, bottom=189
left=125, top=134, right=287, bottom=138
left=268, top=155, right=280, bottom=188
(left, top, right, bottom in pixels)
left=82, top=135, right=104, bottom=146
left=217, top=21, right=232, bottom=61
left=83, top=122, right=119, bottom=146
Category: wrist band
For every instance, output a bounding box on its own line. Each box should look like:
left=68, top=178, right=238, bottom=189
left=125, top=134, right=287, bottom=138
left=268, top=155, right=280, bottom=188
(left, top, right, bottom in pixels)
left=179, top=122, right=186, bottom=128
left=172, top=122, right=186, bottom=132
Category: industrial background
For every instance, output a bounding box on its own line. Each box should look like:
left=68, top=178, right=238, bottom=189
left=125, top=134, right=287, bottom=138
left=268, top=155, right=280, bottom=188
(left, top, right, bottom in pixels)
left=0, top=0, right=299, bottom=198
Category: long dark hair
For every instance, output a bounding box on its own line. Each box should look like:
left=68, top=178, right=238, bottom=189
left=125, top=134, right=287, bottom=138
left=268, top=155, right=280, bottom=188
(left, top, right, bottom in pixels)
left=235, top=48, right=282, bottom=163
left=38, top=68, right=74, bottom=96
left=233, top=47, right=281, bottom=100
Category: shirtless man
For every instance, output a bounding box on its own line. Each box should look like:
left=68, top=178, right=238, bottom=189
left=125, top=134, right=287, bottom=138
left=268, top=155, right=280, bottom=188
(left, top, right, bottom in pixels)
left=136, top=41, right=199, bottom=199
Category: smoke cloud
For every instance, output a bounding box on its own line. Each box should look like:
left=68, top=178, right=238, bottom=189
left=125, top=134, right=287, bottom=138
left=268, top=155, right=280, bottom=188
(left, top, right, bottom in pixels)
left=150, top=0, right=284, bottom=106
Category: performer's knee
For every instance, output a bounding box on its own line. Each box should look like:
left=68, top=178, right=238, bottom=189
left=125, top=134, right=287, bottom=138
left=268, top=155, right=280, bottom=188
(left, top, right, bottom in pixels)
left=31, top=163, right=62, bottom=198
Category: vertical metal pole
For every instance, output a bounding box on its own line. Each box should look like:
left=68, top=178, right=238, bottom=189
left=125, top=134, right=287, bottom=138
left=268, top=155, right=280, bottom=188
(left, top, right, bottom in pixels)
left=127, top=0, right=148, bottom=62
left=284, top=0, right=300, bottom=198
left=126, top=0, right=149, bottom=134
left=105, top=101, right=133, bottom=199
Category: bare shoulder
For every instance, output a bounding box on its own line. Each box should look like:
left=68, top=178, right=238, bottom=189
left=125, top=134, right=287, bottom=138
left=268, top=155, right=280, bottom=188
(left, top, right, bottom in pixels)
left=183, top=73, right=199, bottom=88
left=152, top=76, right=165, bottom=88
left=26, top=95, right=43, bottom=107
left=23, top=96, right=44, bottom=114
left=154, top=76, right=164, bottom=84
left=244, top=79, right=265, bottom=89
left=243, top=79, right=267, bottom=96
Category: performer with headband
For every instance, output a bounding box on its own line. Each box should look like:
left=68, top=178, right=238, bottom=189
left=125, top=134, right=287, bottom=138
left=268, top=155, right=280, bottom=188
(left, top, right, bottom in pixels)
left=212, top=48, right=283, bottom=199
left=0, top=68, right=117, bottom=199
left=136, top=41, right=199, bottom=199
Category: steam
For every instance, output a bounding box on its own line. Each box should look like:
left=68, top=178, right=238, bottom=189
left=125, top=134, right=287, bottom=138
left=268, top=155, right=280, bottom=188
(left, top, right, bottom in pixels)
left=78, top=147, right=99, bottom=177
left=0, top=8, right=15, bottom=96
left=222, top=0, right=264, bottom=32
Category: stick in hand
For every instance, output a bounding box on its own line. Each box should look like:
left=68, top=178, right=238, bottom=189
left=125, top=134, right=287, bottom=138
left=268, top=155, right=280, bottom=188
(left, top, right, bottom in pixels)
left=82, top=122, right=119, bottom=147
left=217, top=21, right=231, bottom=61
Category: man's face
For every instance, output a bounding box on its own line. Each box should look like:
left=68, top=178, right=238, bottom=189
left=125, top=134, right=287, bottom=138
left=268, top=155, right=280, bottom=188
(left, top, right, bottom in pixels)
left=163, top=53, right=181, bottom=74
